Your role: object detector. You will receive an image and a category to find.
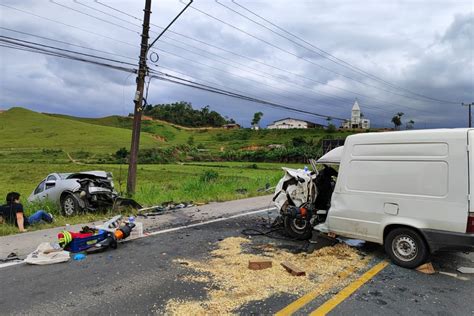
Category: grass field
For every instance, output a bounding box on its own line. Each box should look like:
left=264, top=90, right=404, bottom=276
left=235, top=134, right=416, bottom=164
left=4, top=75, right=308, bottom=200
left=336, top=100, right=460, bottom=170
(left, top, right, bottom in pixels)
left=0, top=108, right=160, bottom=153
left=0, top=106, right=346, bottom=236
left=0, top=161, right=301, bottom=236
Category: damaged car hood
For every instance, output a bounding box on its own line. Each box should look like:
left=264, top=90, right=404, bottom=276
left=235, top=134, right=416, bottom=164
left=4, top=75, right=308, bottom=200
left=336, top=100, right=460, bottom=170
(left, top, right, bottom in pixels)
left=66, top=171, right=110, bottom=179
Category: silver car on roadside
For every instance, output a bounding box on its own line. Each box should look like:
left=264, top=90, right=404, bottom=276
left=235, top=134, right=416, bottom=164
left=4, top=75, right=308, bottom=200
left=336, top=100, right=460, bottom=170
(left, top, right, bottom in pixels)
left=28, top=171, right=117, bottom=216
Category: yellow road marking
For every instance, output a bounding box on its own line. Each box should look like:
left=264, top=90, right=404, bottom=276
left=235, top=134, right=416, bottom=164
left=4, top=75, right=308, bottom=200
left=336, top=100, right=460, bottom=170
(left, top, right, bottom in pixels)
left=275, top=266, right=357, bottom=316
left=309, top=261, right=389, bottom=316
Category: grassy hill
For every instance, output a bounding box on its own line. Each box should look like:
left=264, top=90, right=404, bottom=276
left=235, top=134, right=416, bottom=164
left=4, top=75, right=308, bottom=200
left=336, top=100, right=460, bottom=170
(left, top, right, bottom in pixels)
left=0, top=107, right=160, bottom=156
left=47, top=111, right=353, bottom=152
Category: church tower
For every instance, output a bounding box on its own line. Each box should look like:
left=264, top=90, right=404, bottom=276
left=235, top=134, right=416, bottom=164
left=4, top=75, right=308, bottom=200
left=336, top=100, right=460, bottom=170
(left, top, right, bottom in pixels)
left=351, top=99, right=361, bottom=127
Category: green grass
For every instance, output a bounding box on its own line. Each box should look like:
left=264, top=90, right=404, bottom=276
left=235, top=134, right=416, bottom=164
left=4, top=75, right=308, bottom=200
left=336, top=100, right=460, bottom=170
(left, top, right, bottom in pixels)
left=0, top=161, right=300, bottom=236
left=0, top=106, right=350, bottom=236
left=0, top=108, right=160, bottom=153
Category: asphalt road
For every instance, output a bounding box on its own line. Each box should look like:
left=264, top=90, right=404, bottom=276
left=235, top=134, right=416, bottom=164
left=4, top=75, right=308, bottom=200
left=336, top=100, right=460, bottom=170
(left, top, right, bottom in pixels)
left=1, top=211, right=473, bottom=315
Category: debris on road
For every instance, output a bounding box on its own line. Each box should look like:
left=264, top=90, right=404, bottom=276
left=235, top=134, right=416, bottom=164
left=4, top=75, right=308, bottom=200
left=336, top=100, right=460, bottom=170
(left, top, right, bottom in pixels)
left=439, top=271, right=470, bottom=281
left=137, top=201, right=195, bottom=217
left=248, top=259, right=272, bottom=270
left=457, top=266, right=474, bottom=274
left=57, top=215, right=136, bottom=254
left=166, top=236, right=370, bottom=315
left=416, top=262, right=436, bottom=274
left=281, top=261, right=306, bottom=276
left=73, top=253, right=86, bottom=261
left=24, top=242, right=70, bottom=265
left=0, top=252, right=20, bottom=263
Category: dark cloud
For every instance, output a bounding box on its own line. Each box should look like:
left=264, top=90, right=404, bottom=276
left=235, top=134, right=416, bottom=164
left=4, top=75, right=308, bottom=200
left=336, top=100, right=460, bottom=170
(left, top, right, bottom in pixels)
left=0, top=0, right=472, bottom=128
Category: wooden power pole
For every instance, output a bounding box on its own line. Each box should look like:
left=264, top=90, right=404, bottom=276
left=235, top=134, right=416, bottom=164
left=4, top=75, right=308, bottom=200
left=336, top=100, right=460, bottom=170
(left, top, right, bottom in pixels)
left=127, top=0, right=152, bottom=195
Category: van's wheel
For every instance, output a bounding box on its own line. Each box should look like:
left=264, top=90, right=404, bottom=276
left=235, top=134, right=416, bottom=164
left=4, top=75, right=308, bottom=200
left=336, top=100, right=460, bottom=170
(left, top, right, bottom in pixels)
left=384, top=228, right=428, bottom=269
left=283, top=215, right=313, bottom=240
left=61, top=194, right=79, bottom=216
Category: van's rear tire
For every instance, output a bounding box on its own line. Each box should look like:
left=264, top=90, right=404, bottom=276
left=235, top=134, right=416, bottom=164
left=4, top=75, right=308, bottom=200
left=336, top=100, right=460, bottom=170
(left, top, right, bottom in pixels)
left=283, top=215, right=313, bottom=240
left=384, top=228, right=428, bottom=269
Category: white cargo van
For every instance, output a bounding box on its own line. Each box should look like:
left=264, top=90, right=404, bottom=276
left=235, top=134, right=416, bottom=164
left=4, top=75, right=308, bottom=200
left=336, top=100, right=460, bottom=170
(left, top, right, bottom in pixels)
left=322, top=128, right=474, bottom=268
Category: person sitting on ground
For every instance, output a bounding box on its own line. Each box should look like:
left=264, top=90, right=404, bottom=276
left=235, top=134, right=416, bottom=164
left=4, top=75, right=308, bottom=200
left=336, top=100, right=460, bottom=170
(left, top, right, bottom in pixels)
left=0, top=192, right=54, bottom=232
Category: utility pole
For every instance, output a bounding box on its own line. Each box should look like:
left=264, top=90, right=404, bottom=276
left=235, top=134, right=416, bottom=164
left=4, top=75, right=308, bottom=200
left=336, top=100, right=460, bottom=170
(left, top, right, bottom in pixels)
left=462, top=102, right=473, bottom=128
left=127, top=0, right=152, bottom=195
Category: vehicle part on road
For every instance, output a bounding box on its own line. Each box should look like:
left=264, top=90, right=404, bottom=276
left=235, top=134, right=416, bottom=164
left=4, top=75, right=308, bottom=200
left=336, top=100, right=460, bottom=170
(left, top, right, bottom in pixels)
left=438, top=271, right=470, bottom=281
left=457, top=266, right=474, bottom=274
left=384, top=227, right=429, bottom=268
left=415, top=262, right=436, bottom=274
left=0, top=252, right=20, bottom=262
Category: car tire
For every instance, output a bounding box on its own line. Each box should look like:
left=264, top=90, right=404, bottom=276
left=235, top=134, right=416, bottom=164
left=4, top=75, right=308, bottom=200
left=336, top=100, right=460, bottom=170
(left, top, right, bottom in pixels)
left=61, top=193, right=80, bottom=216
left=283, top=215, right=313, bottom=240
left=384, top=227, right=429, bottom=269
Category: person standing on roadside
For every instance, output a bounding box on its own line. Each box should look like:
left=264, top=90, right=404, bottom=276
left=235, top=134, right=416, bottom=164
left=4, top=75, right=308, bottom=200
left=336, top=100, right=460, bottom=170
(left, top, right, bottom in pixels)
left=0, top=192, right=54, bottom=232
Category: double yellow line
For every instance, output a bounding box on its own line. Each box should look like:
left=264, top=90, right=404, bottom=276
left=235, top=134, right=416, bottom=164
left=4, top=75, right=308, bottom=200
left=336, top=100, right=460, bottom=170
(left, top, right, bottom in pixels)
left=276, top=261, right=389, bottom=316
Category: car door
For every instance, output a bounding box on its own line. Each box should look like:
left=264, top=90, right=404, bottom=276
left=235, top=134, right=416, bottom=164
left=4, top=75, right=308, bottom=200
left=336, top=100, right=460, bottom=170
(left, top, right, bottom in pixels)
left=32, top=180, right=47, bottom=201
left=43, top=174, right=63, bottom=202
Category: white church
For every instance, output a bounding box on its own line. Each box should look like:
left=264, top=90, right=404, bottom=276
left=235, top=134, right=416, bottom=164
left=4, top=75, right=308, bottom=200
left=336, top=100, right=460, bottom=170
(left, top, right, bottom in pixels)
left=342, top=100, right=370, bottom=129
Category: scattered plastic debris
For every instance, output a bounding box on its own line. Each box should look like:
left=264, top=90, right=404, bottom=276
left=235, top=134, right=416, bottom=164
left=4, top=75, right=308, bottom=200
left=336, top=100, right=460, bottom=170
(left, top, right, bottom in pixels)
left=457, top=266, right=474, bottom=274
left=73, top=253, right=86, bottom=261
left=337, top=238, right=366, bottom=247
left=439, top=271, right=469, bottom=281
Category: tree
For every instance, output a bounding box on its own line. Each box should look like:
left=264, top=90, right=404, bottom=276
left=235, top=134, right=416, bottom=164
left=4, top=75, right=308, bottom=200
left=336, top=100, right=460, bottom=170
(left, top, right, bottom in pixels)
left=391, top=112, right=404, bottom=130
left=251, top=112, right=263, bottom=127
left=406, top=120, right=415, bottom=130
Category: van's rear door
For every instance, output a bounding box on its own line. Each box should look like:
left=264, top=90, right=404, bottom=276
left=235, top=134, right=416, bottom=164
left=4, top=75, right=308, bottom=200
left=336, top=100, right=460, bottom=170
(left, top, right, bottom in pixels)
left=469, top=130, right=474, bottom=212
left=468, top=130, right=474, bottom=232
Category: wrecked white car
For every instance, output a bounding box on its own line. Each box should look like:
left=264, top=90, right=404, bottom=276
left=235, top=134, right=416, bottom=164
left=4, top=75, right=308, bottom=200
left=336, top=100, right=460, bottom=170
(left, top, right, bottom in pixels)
left=273, top=151, right=340, bottom=239
left=28, top=171, right=140, bottom=216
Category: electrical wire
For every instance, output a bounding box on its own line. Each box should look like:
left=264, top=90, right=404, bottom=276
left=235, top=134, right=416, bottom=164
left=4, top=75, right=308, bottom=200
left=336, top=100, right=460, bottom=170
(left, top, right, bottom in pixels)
left=0, top=42, right=136, bottom=74
left=230, top=0, right=459, bottom=105
left=186, top=1, right=458, bottom=104
left=0, top=26, right=137, bottom=61
left=0, top=35, right=137, bottom=66
left=88, top=1, right=439, bottom=117
left=149, top=72, right=346, bottom=121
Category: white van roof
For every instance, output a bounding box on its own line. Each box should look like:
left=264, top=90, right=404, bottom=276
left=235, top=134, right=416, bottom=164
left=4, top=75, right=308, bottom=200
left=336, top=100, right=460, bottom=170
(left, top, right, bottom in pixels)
left=347, top=128, right=472, bottom=143
left=317, top=146, right=344, bottom=164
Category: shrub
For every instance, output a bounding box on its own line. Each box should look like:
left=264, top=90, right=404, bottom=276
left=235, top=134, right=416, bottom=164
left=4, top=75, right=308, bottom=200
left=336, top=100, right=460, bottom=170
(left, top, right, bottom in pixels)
left=200, top=170, right=219, bottom=182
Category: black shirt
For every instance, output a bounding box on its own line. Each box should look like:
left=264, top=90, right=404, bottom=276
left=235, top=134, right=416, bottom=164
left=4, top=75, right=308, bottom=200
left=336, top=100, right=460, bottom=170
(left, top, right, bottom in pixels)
left=0, top=203, right=29, bottom=227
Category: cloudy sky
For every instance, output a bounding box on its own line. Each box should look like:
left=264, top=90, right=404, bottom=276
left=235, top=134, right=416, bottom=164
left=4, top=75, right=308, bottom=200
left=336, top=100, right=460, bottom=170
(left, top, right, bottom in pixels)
left=0, top=0, right=472, bottom=128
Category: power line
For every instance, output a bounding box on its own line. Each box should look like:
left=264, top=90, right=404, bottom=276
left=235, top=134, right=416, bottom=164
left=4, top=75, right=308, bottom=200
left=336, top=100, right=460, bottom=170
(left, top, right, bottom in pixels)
left=149, top=72, right=346, bottom=121
left=0, top=3, right=137, bottom=48
left=227, top=0, right=459, bottom=105
left=0, top=40, right=136, bottom=74
left=49, top=0, right=140, bottom=35
left=186, top=1, right=458, bottom=105
left=0, top=35, right=137, bottom=67
left=155, top=41, right=400, bottom=118
left=0, top=2, right=427, bottom=123
left=0, top=27, right=137, bottom=61
left=87, top=1, right=438, bottom=117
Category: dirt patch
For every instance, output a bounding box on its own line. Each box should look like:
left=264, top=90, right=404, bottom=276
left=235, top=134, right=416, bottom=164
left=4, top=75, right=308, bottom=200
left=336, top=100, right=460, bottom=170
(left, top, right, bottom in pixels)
left=152, top=135, right=166, bottom=142
left=165, top=237, right=370, bottom=315
left=240, top=145, right=263, bottom=151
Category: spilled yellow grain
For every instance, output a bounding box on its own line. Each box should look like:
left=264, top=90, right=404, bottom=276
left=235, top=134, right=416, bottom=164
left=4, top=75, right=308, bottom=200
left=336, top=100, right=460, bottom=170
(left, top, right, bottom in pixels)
left=165, top=237, right=369, bottom=315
